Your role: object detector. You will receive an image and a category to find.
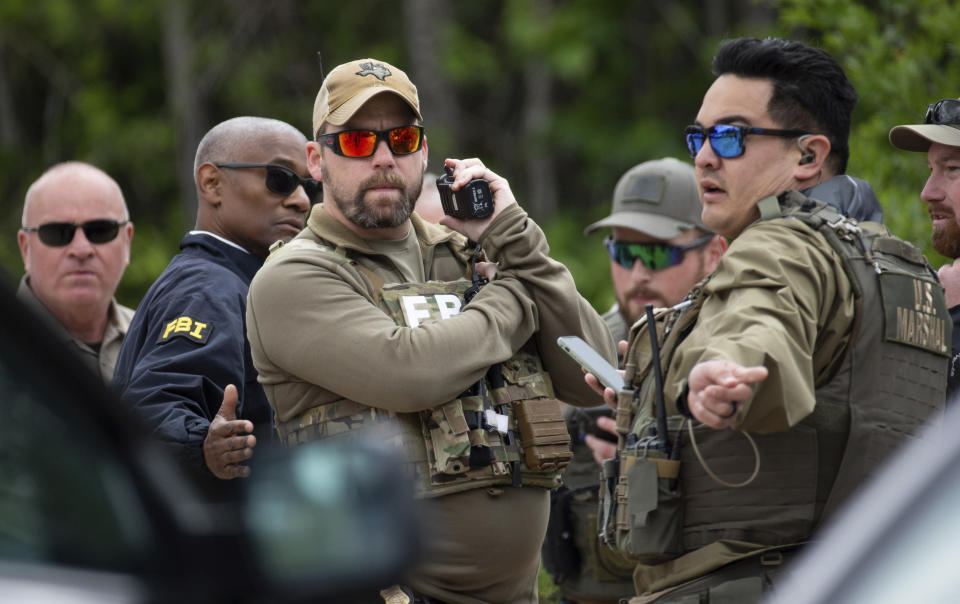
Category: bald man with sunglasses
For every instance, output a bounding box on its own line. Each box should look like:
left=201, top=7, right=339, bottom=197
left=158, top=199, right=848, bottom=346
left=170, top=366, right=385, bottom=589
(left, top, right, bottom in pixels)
left=246, top=58, right=614, bottom=603
left=114, top=116, right=314, bottom=483
left=17, top=161, right=135, bottom=382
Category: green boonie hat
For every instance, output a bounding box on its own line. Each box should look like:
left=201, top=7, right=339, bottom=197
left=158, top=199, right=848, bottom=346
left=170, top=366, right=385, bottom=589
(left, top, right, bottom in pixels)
left=584, top=157, right=708, bottom=238
left=312, top=58, right=422, bottom=138
left=889, top=97, right=960, bottom=152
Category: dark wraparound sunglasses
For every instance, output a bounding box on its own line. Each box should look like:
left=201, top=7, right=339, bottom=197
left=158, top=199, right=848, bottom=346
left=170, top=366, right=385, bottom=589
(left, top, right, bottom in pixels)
left=215, top=163, right=320, bottom=202
left=22, top=220, right=129, bottom=247
left=317, top=126, right=424, bottom=158
left=925, top=98, right=960, bottom=125
left=605, top=233, right=714, bottom=271
left=684, top=124, right=808, bottom=159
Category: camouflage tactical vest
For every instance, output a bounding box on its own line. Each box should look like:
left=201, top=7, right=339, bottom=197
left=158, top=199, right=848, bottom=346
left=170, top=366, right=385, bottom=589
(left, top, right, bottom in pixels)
left=267, top=238, right=571, bottom=498
left=602, top=192, right=948, bottom=583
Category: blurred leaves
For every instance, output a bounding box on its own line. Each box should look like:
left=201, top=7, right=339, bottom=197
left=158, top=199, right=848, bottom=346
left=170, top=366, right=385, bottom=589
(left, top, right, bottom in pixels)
left=770, top=0, right=960, bottom=267
left=0, top=0, right=956, bottom=314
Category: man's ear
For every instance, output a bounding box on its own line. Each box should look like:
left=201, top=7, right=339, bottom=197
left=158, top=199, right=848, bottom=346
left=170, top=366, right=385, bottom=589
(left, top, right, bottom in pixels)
left=421, top=133, right=429, bottom=173
left=306, top=142, right=323, bottom=180
left=17, top=230, right=30, bottom=273
left=122, top=222, right=134, bottom=266
left=703, top=234, right=728, bottom=274
left=197, top=163, right=222, bottom=206
left=794, top=134, right=831, bottom=181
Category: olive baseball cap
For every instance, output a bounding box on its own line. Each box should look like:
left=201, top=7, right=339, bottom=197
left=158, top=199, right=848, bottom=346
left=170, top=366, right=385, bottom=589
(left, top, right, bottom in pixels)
left=889, top=98, right=960, bottom=152
left=312, top=58, right=422, bottom=137
left=584, top=157, right=708, bottom=238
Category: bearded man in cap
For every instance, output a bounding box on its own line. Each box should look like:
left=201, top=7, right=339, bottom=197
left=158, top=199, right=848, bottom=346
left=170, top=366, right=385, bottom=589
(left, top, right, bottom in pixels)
left=245, top=58, right=615, bottom=603
left=890, top=97, right=960, bottom=401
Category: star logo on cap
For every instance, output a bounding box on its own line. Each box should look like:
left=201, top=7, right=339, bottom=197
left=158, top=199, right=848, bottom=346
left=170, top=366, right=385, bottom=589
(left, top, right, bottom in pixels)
left=356, top=62, right=392, bottom=81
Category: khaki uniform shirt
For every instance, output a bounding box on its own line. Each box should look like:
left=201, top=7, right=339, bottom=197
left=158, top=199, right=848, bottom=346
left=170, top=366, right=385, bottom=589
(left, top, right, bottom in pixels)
left=18, top=275, right=134, bottom=382
left=247, top=204, right=615, bottom=603
left=663, top=218, right=855, bottom=433
left=603, top=303, right=629, bottom=345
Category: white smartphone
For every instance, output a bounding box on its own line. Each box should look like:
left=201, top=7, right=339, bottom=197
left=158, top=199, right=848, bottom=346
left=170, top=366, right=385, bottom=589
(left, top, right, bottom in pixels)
left=557, top=335, right=624, bottom=393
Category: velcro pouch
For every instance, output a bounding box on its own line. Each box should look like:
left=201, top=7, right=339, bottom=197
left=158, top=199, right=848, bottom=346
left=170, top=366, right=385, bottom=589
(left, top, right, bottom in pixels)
left=422, top=399, right=472, bottom=475
left=514, top=398, right=573, bottom=471
left=614, top=444, right=683, bottom=563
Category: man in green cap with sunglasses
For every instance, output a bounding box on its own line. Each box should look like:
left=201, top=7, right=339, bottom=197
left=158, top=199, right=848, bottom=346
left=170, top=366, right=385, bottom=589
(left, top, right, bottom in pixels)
left=586, top=158, right=727, bottom=344
left=543, top=158, right=726, bottom=604
left=17, top=161, right=135, bottom=383
left=593, top=37, right=947, bottom=604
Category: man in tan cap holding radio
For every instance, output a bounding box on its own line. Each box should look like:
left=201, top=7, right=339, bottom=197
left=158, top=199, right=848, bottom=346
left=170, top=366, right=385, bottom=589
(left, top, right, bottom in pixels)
left=246, top=58, right=614, bottom=603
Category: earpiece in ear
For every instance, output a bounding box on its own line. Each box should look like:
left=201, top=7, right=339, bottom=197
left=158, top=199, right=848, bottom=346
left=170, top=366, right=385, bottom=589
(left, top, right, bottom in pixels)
left=797, top=135, right=815, bottom=165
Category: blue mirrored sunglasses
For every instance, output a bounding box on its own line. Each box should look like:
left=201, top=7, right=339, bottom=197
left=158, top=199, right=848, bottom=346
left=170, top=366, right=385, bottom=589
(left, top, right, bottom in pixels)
left=684, top=124, right=808, bottom=159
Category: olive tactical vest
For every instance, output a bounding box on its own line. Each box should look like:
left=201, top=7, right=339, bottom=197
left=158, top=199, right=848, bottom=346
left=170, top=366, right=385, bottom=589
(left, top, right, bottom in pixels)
left=609, top=191, right=948, bottom=562
left=265, top=237, right=570, bottom=498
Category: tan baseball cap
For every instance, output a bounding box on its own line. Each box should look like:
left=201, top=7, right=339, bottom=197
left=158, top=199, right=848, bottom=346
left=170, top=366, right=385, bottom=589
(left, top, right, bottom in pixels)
left=312, top=58, right=422, bottom=137
left=889, top=98, right=960, bottom=152
left=584, top=157, right=708, bottom=238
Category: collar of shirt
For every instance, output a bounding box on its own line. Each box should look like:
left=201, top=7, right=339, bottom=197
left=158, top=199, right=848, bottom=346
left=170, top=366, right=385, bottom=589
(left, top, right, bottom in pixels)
left=189, top=230, right=250, bottom=254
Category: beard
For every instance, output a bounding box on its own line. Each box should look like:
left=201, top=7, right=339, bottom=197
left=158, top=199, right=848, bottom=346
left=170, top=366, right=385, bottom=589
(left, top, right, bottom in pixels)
left=933, top=219, right=960, bottom=259
left=322, top=166, right=423, bottom=229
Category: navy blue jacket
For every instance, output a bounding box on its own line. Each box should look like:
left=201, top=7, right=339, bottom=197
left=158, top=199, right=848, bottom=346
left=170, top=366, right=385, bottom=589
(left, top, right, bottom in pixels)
left=114, top=233, right=273, bottom=473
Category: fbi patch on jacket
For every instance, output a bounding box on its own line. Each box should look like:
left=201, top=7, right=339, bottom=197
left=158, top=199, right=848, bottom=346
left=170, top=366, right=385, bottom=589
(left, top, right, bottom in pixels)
left=157, top=316, right=213, bottom=345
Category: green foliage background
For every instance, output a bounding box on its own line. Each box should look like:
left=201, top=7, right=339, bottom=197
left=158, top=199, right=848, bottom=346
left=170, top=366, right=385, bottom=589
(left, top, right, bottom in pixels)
left=0, top=0, right=956, bottom=315
left=2, top=2, right=958, bottom=601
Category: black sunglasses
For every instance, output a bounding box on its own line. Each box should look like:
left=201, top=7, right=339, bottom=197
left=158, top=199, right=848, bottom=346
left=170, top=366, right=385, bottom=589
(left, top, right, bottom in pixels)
left=684, top=124, right=808, bottom=159
left=317, top=126, right=424, bottom=158
left=924, top=99, right=960, bottom=125
left=22, top=219, right=129, bottom=247
left=604, top=233, right=714, bottom=271
left=216, top=163, right=320, bottom=202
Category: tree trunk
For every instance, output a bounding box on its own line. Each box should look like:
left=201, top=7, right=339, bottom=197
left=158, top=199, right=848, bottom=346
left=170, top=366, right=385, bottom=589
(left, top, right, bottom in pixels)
left=0, top=47, right=20, bottom=147
left=161, top=0, right=205, bottom=226
left=403, top=0, right=459, bottom=173
left=520, top=0, right=557, bottom=220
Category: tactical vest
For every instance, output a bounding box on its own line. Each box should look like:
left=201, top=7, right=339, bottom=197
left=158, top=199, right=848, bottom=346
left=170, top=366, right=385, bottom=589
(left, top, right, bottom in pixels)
left=601, top=191, right=948, bottom=569
left=266, top=237, right=571, bottom=498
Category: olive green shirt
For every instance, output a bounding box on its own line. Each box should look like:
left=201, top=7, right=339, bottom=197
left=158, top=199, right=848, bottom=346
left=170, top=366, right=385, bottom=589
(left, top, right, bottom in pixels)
left=666, top=217, right=855, bottom=433
left=17, top=275, right=134, bottom=382
left=247, top=203, right=615, bottom=603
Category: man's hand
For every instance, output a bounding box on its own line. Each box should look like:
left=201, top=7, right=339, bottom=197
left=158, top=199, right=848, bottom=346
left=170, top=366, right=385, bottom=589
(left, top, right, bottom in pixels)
left=583, top=339, right=628, bottom=409
left=437, top=157, right=517, bottom=242
left=203, top=384, right=256, bottom=479
left=686, top=360, right=768, bottom=429
left=585, top=415, right=619, bottom=465
left=939, top=259, right=960, bottom=308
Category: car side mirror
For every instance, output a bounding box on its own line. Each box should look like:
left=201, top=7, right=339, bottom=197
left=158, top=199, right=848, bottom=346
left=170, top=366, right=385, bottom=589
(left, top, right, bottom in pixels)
left=244, top=438, right=419, bottom=601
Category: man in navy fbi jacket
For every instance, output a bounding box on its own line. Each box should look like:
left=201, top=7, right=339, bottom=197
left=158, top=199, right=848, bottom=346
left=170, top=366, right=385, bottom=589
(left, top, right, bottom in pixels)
left=114, top=116, right=316, bottom=480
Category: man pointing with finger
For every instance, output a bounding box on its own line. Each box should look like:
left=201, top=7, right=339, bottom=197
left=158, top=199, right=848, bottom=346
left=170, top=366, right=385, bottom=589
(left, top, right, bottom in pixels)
left=114, top=116, right=314, bottom=481
left=604, top=38, right=947, bottom=604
